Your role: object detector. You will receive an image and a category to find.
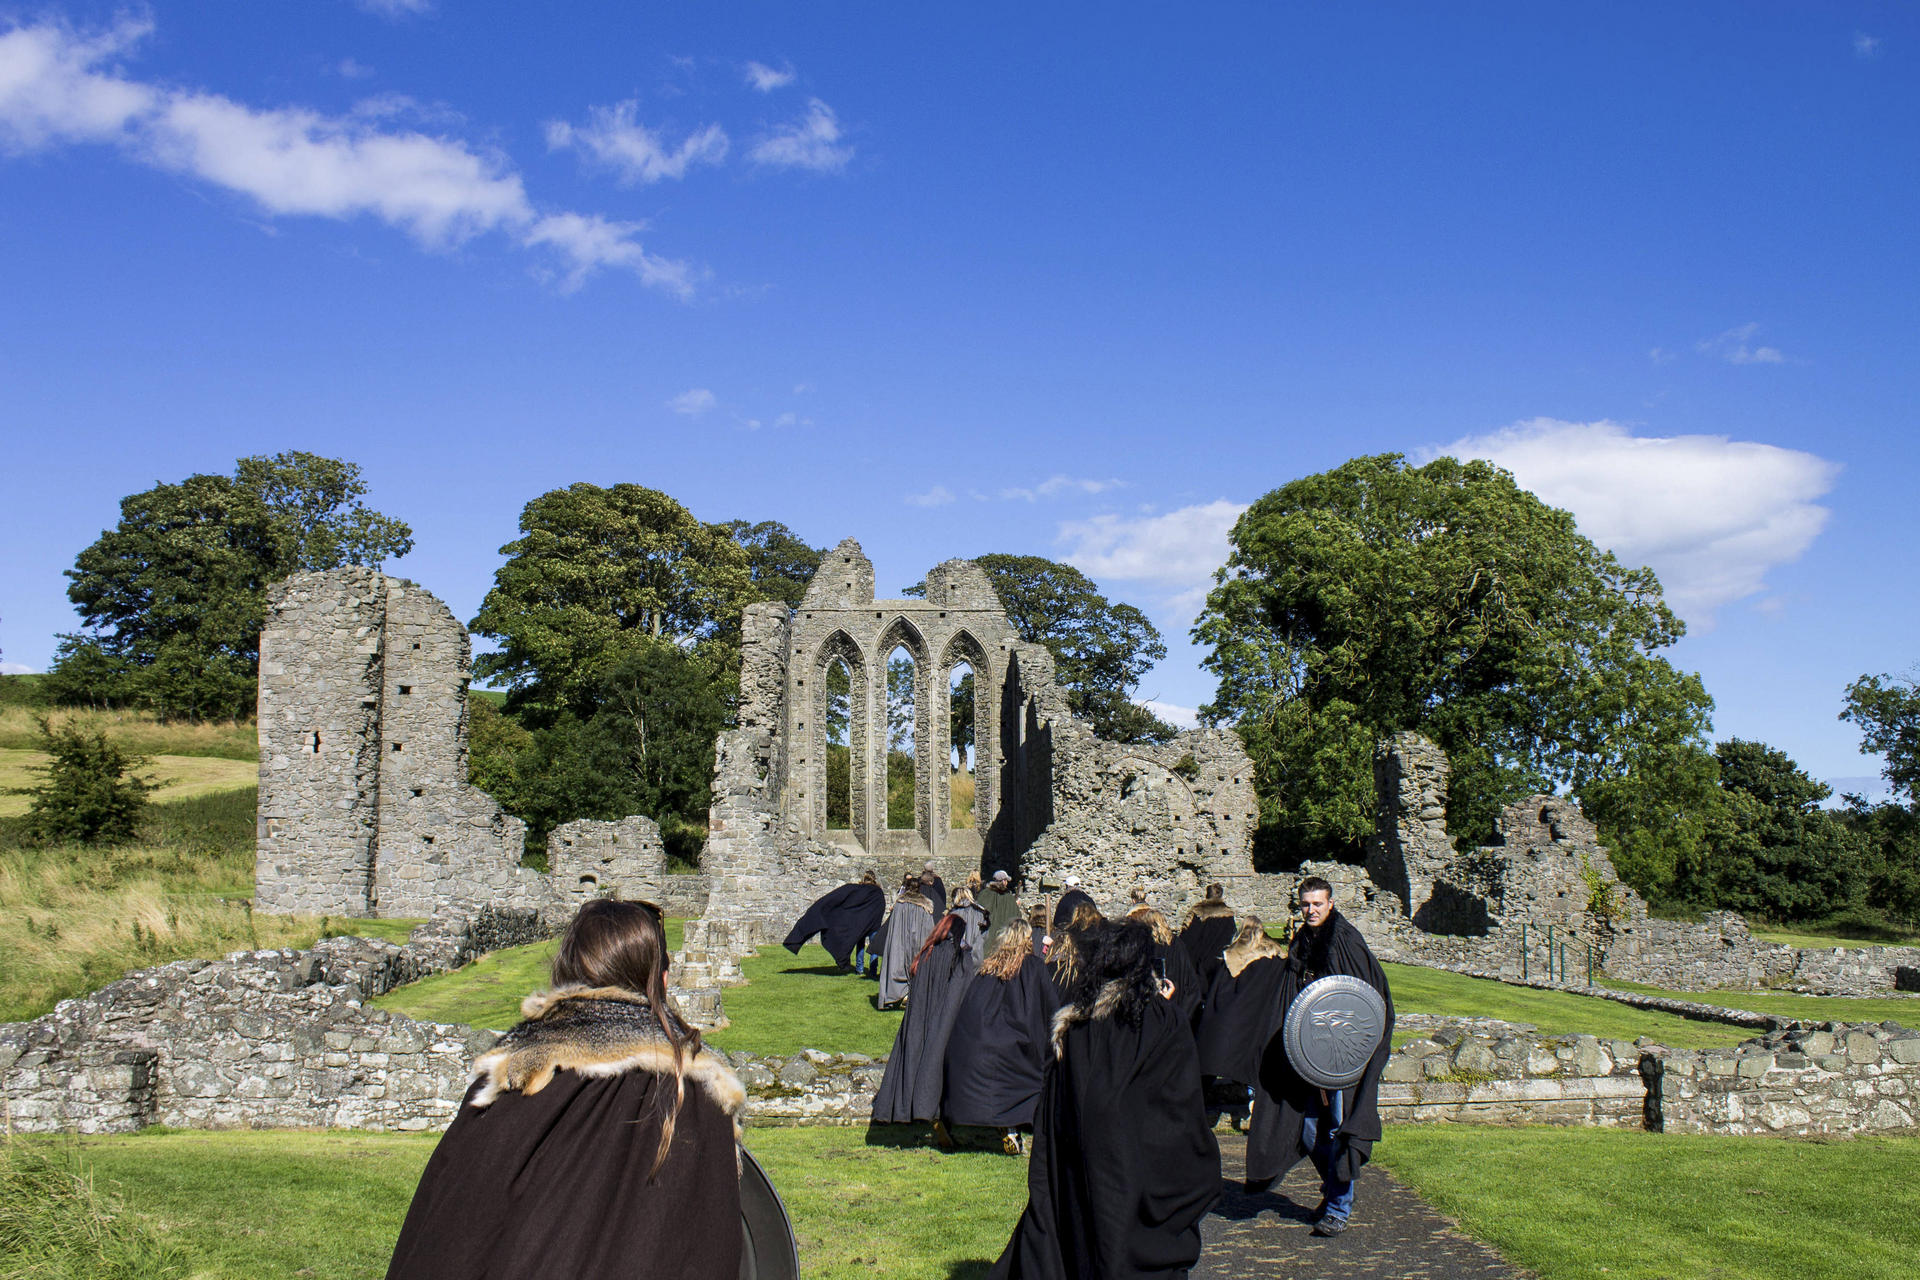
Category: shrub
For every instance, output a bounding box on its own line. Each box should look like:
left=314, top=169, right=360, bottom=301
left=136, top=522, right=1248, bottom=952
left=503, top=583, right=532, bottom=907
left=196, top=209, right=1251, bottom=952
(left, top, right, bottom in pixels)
left=18, top=718, right=155, bottom=846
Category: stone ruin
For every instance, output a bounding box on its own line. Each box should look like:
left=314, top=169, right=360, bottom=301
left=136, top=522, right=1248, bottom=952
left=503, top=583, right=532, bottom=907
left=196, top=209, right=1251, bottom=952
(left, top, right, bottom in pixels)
left=252, top=566, right=695, bottom=921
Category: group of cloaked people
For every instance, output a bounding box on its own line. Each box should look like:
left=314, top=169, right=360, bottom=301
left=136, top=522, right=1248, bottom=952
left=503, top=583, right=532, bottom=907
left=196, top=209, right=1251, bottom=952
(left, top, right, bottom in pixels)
left=381, top=869, right=1392, bottom=1280
left=782, top=865, right=1397, bottom=1277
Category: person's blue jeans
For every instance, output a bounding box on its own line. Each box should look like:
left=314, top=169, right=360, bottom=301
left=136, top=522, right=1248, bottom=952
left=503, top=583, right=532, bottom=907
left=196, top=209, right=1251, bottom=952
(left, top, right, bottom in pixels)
left=1300, top=1092, right=1355, bottom=1221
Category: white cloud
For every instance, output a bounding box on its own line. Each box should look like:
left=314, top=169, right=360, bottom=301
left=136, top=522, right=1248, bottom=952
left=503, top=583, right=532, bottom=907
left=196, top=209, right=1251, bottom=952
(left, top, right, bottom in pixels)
left=335, top=58, right=375, bottom=80
left=1434, top=418, right=1840, bottom=623
left=546, top=101, right=727, bottom=185
left=667, top=387, right=717, bottom=416
left=1137, top=698, right=1198, bottom=730
left=999, top=475, right=1124, bottom=502
left=749, top=98, right=850, bottom=172
left=743, top=61, right=795, bottom=92
left=358, top=0, right=433, bottom=18
left=1854, top=32, right=1882, bottom=58
left=1057, top=499, right=1249, bottom=623
left=0, top=19, right=692, bottom=293
left=772, top=411, right=812, bottom=428
left=0, top=662, right=35, bottom=676
left=1698, top=322, right=1787, bottom=365
left=905, top=485, right=957, bottom=508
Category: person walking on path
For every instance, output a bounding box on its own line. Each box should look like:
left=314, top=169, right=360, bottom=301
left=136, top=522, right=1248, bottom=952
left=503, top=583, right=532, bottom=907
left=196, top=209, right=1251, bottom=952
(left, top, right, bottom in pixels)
left=876, top=873, right=937, bottom=1008
left=871, top=912, right=982, bottom=1128
left=921, top=862, right=948, bottom=915
left=1177, top=884, right=1237, bottom=988
left=941, top=921, right=1061, bottom=1152
left=782, top=872, right=887, bottom=971
left=1245, top=877, right=1394, bottom=1238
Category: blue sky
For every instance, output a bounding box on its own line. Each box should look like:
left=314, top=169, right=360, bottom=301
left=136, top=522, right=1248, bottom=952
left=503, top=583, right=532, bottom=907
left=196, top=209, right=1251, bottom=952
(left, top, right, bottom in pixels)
left=1, top=3, right=1915, bottom=795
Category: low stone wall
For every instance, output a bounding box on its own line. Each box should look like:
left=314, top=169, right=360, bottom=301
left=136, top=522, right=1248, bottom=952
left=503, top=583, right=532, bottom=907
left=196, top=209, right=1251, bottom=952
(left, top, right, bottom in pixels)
left=1378, top=1024, right=1650, bottom=1128
left=1650, top=1022, right=1920, bottom=1137
left=726, top=1049, right=884, bottom=1125
left=658, top=873, right=712, bottom=919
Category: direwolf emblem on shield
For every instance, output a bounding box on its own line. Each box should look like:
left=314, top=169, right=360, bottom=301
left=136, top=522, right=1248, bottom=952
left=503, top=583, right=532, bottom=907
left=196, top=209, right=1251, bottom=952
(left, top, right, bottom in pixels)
left=1307, top=1007, right=1375, bottom=1074
left=1284, top=974, right=1388, bottom=1090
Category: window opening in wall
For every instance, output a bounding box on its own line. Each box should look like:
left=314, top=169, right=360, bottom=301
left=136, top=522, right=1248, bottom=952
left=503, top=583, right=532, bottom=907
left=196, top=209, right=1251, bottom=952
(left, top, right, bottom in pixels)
left=392, top=742, right=403, bottom=752
left=397, top=685, right=412, bottom=695
left=948, top=661, right=976, bottom=829
left=410, top=788, right=423, bottom=798
left=308, top=731, right=322, bottom=754
left=412, top=642, right=421, bottom=650
left=886, top=645, right=917, bottom=830
left=824, top=658, right=852, bottom=830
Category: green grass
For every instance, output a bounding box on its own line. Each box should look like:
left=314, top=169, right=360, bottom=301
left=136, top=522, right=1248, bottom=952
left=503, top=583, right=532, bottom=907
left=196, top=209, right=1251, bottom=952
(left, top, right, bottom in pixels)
left=0, top=747, right=256, bottom=818
left=704, top=942, right=905, bottom=1057
left=1601, top=978, right=1919, bottom=1028
left=1751, top=924, right=1920, bottom=949
left=0, top=705, right=257, bottom=761
left=320, top=917, right=424, bottom=945
left=371, top=920, right=685, bottom=1031
left=1385, top=963, right=1756, bottom=1049
left=1379, top=1125, right=1920, bottom=1280
left=23, top=1126, right=1030, bottom=1280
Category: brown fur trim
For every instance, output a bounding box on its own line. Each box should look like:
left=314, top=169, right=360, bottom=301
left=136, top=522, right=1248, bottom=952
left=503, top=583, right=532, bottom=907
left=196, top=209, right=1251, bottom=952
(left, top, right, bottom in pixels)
left=469, top=987, right=745, bottom=1133
left=1183, top=898, right=1234, bottom=927
left=1048, top=978, right=1130, bottom=1060
left=1223, top=934, right=1283, bottom=977
left=896, top=891, right=934, bottom=913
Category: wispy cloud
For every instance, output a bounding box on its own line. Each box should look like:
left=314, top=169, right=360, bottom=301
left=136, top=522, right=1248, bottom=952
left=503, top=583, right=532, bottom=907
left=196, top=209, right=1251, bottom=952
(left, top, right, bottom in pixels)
left=743, top=61, right=795, bottom=93
left=905, top=486, right=956, bottom=508
left=1137, top=698, right=1198, bottom=730
left=0, top=662, right=36, bottom=676
left=1697, top=322, right=1787, bottom=365
left=357, top=0, right=433, bottom=18
left=666, top=388, right=717, bottom=415
left=1854, top=32, right=1883, bottom=59
left=749, top=98, right=850, bottom=172
left=998, top=475, right=1124, bottom=502
left=335, top=58, right=375, bottom=81
left=0, top=18, right=693, bottom=294
left=1058, top=499, right=1249, bottom=621
left=1434, top=418, right=1840, bottom=625
left=546, top=101, right=727, bottom=185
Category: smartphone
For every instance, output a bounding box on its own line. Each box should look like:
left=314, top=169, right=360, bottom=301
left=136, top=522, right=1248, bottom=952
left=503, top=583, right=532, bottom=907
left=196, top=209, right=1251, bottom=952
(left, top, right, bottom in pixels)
left=1151, top=957, right=1168, bottom=983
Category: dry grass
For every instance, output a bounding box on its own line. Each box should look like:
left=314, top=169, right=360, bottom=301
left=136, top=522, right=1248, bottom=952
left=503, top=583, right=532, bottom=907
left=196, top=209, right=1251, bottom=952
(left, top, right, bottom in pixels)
left=0, top=705, right=257, bottom=761
left=0, top=748, right=256, bottom=819
left=950, top=767, right=977, bottom=829
left=0, top=788, right=325, bottom=1024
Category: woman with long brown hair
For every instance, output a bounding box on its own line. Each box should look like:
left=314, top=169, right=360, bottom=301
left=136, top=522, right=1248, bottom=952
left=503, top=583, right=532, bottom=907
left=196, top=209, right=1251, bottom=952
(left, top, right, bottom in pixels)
left=870, top=908, right=981, bottom=1127
left=940, top=921, right=1061, bottom=1153
left=387, top=899, right=744, bottom=1280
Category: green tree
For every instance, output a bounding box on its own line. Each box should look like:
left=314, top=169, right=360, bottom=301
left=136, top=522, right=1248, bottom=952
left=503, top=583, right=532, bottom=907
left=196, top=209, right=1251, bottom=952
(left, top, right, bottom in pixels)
left=1196, top=453, right=1716, bottom=892
left=470, top=484, right=755, bottom=720
left=1841, top=671, right=1920, bottom=804
left=1838, top=668, right=1920, bottom=928
left=1681, top=740, right=1869, bottom=921
left=19, top=717, right=154, bottom=845
left=908, top=554, right=1176, bottom=744
left=46, top=454, right=412, bottom=720
left=723, top=520, right=826, bottom=611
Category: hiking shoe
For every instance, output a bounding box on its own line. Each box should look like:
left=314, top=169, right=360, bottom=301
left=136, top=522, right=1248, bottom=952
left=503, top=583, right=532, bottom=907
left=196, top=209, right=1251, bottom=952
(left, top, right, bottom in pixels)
left=1002, top=1132, right=1023, bottom=1155
left=1311, top=1215, right=1349, bottom=1237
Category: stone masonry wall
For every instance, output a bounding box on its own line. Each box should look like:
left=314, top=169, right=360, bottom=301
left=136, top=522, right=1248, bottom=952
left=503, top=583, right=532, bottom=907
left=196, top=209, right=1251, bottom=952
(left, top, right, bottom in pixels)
left=1650, top=1022, right=1920, bottom=1137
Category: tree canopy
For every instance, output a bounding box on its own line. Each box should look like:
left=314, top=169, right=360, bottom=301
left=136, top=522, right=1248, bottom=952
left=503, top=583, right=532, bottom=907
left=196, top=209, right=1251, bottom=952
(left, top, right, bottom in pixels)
left=910, top=553, right=1176, bottom=744
left=1841, top=672, right=1920, bottom=805
left=1195, top=453, right=1716, bottom=891
left=46, top=452, right=411, bottom=720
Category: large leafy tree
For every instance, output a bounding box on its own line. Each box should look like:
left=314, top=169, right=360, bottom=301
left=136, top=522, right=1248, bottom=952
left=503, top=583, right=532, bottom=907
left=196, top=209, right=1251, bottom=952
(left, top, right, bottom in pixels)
left=1841, top=671, right=1920, bottom=805
left=46, top=453, right=411, bottom=720
left=1196, top=453, right=1716, bottom=892
left=1681, top=740, right=1869, bottom=921
left=470, top=484, right=756, bottom=720
left=722, top=520, right=827, bottom=611
left=909, top=554, right=1176, bottom=744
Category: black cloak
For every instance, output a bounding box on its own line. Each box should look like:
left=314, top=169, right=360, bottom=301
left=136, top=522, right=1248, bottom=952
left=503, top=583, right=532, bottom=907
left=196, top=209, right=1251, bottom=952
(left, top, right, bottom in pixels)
left=1052, top=888, right=1095, bottom=929
left=1154, top=939, right=1204, bottom=1030
left=1192, top=955, right=1287, bottom=1084
left=386, top=987, right=745, bottom=1280
left=987, top=986, right=1221, bottom=1280
left=1176, top=907, right=1236, bottom=986
left=924, top=874, right=948, bottom=915
left=941, top=954, right=1062, bottom=1128
left=782, top=882, right=886, bottom=968
left=870, top=930, right=980, bottom=1123
left=1244, top=909, right=1394, bottom=1186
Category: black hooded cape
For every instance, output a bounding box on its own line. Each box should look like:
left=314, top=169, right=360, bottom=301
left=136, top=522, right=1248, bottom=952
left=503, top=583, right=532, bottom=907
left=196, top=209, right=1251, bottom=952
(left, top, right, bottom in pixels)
left=1192, top=955, right=1287, bottom=1084
left=386, top=988, right=745, bottom=1280
left=941, top=954, right=1062, bottom=1128
left=1244, top=910, right=1394, bottom=1186
left=782, top=882, right=886, bottom=968
left=1051, top=889, right=1095, bottom=929
left=1154, top=939, right=1204, bottom=1030
left=1176, top=909, right=1236, bottom=986
left=924, top=874, right=948, bottom=915
left=870, top=930, right=980, bottom=1123
left=987, top=989, right=1221, bottom=1280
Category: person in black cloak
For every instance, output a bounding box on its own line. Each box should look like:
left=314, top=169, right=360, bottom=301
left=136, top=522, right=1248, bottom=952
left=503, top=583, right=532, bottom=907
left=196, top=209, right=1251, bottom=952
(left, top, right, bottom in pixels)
left=1044, top=902, right=1103, bottom=996
left=876, top=873, right=938, bottom=1008
left=951, top=887, right=992, bottom=957
left=1243, top=877, right=1394, bottom=1238
left=986, top=920, right=1221, bottom=1280
left=870, top=911, right=982, bottom=1128
left=782, top=871, right=886, bottom=970
left=1027, top=905, right=1051, bottom=959
left=1050, top=877, right=1094, bottom=929
left=1126, top=904, right=1203, bottom=1031
left=1177, top=883, right=1237, bottom=987
left=386, top=899, right=745, bottom=1280
left=941, top=921, right=1061, bottom=1153
left=1191, top=917, right=1285, bottom=1128
left=920, top=862, right=948, bottom=915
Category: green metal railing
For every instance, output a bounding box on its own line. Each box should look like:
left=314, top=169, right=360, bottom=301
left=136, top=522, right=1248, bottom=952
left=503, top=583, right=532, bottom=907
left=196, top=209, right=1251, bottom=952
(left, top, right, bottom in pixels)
left=1519, top=921, right=1596, bottom=985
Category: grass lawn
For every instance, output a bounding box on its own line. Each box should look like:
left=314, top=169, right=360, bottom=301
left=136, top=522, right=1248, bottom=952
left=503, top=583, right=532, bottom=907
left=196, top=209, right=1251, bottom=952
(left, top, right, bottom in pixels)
left=705, top=942, right=904, bottom=1057
left=1751, top=924, right=1920, bottom=949
left=1601, top=978, right=1920, bottom=1029
left=0, top=748, right=256, bottom=818
left=0, top=706, right=257, bottom=761
left=1379, top=1125, right=1920, bottom=1280
left=18, top=1125, right=1030, bottom=1280
left=1384, top=963, right=1756, bottom=1049
left=371, top=920, right=685, bottom=1032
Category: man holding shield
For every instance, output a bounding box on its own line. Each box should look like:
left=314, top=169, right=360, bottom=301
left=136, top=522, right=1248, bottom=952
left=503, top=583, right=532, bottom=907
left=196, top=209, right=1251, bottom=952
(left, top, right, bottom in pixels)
left=1245, top=876, right=1394, bottom=1238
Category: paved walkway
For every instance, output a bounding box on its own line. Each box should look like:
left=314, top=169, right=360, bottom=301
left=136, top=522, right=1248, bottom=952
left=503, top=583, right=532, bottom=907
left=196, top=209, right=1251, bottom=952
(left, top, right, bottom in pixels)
left=1194, top=1135, right=1524, bottom=1280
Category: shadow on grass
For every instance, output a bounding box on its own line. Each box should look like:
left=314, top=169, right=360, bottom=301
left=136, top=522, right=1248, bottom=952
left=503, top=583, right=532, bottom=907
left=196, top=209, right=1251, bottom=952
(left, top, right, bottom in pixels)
left=786, top=963, right=859, bottom=976
left=946, top=1262, right=996, bottom=1279
left=864, top=1122, right=937, bottom=1150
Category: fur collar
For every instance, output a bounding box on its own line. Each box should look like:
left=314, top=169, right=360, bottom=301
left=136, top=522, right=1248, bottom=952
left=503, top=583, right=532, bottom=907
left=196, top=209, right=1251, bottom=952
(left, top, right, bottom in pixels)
left=1048, top=978, right=1131, bottom=1059
left=1224, top=934, right=1283, bottom=977
left=1185, top=898, right=1234, bottom=925
left=468, top=986, right=745, bottom=1131
left=896, top=890, right=934, bottom=913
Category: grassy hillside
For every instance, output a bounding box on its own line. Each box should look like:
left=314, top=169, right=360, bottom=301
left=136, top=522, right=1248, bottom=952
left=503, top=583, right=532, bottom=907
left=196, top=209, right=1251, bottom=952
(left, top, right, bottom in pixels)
left=0, top=705, right=257, bottom=761
left=0, top=747, right=256, bottom=819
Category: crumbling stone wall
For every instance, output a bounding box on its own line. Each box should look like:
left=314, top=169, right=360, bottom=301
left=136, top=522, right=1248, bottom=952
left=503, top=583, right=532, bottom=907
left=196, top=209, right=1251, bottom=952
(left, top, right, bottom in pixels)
left=546, top=815, right=668, bottom=906
left=1650, top=1022, right=1920, bottom=1137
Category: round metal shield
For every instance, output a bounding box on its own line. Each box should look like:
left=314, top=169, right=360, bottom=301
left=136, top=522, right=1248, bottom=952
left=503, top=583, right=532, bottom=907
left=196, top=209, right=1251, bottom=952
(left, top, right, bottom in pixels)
left=739, top=1148, right=800, bottom=1280
left=1283, top=974, right=1387, bottom=1091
